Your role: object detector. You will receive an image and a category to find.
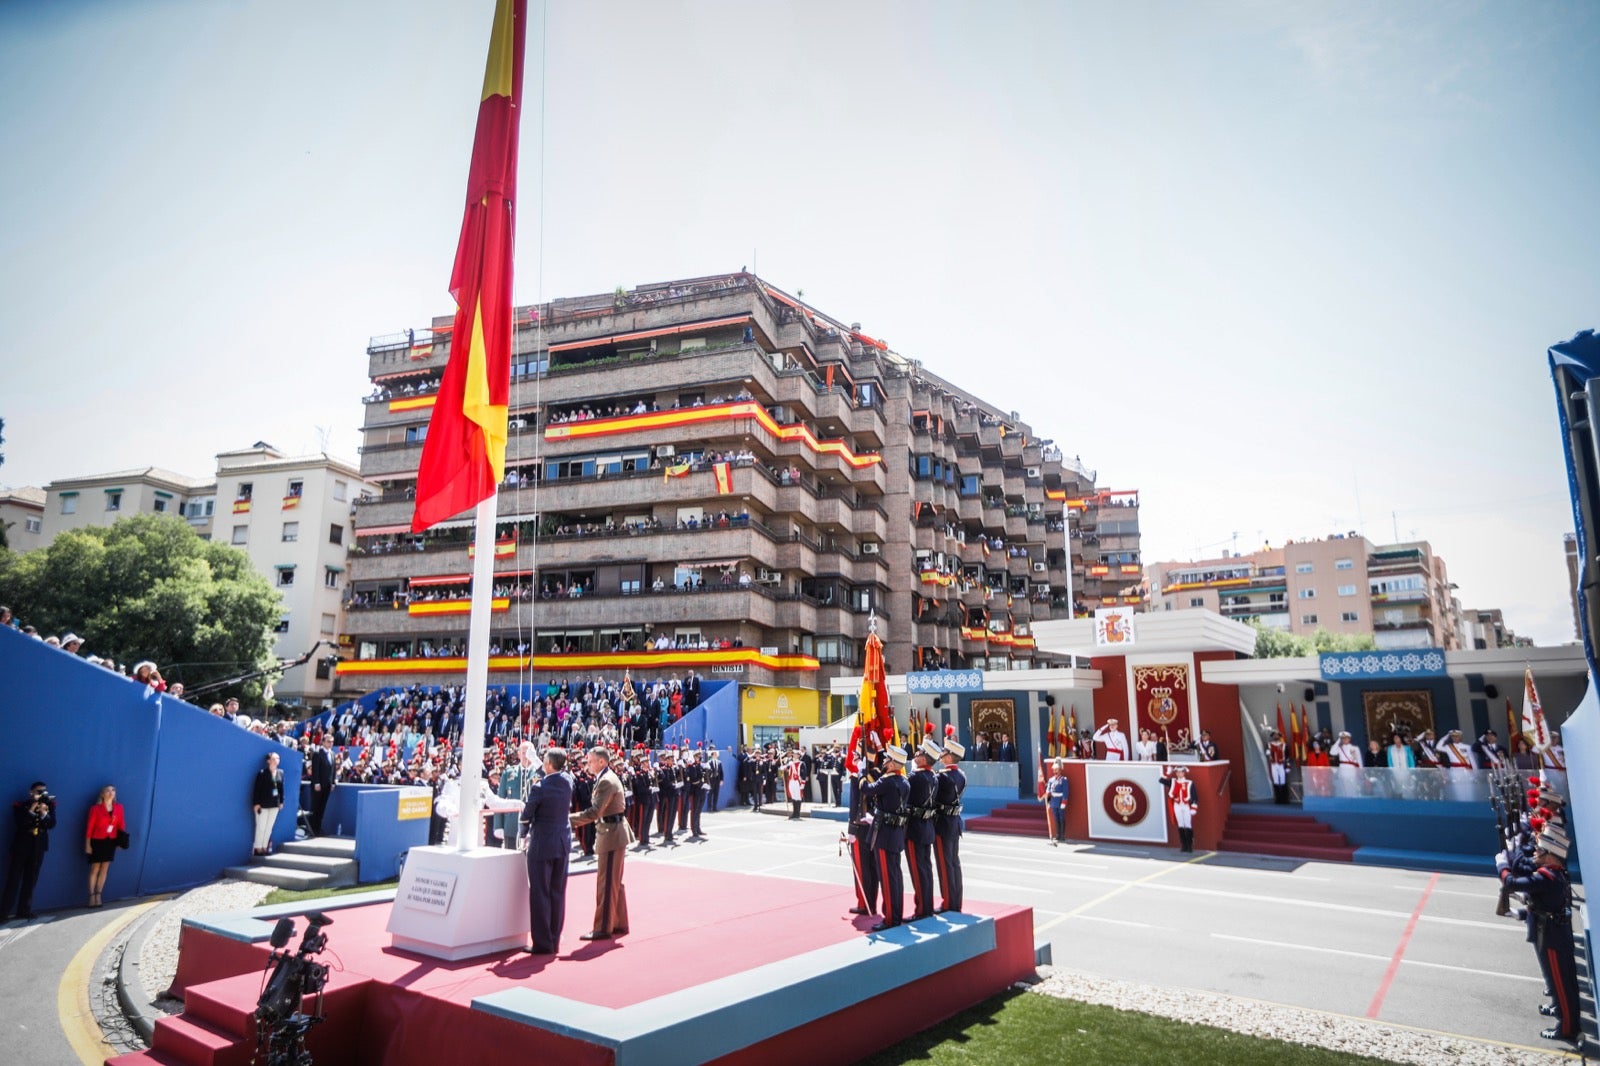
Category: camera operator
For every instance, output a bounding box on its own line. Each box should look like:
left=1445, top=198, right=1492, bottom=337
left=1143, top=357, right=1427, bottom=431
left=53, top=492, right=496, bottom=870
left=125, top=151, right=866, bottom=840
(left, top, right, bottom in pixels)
left=3, top=781, right=58, bottom=921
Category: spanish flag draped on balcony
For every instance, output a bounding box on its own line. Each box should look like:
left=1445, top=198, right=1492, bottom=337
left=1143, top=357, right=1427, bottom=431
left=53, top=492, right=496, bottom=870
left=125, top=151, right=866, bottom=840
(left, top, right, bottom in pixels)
left=410, top=0, right=527, bottom=534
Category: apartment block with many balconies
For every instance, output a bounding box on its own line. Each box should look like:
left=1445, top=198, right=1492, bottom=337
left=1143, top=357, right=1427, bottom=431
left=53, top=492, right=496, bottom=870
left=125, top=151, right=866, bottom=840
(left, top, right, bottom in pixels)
left=338, top=272, right=1139, bottom=693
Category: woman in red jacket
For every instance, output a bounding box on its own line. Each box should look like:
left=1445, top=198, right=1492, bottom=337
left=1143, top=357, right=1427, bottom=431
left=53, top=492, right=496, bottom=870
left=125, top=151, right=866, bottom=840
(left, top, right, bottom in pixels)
left=85, top=785, right=125, bottom=908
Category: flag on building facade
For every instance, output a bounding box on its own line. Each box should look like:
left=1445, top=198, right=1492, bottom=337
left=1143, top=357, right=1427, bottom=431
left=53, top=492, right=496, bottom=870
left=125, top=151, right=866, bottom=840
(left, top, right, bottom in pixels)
left=713, top=460, right=734, bottom=495
left=411, top=0, right=527, bottom=534
left=664, top=462, right=691, bottom=481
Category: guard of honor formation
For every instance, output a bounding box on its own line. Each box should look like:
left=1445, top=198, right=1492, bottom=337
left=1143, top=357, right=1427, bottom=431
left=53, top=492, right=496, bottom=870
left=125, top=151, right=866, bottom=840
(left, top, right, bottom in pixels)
left=1495, top=773, right=1581, bottom=1044
left=848, top=727, right=967, bottom=930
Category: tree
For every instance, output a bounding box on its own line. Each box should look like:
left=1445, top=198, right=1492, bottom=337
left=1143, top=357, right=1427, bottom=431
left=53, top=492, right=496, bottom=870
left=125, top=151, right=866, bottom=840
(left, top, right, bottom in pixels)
left=0, top=514, right=282, bottom=701
left=1250, top=620, right=1377, bottom=658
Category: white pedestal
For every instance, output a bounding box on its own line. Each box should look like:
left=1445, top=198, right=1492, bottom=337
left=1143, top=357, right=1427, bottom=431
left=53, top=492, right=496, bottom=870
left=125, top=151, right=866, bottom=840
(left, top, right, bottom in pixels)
left=386, top=845, right=527, bottom=961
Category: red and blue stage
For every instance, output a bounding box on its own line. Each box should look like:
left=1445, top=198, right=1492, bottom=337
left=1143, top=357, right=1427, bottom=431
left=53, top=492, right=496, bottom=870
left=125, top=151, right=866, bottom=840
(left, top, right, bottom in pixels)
left=109, top=864, right=1036, bottom=1066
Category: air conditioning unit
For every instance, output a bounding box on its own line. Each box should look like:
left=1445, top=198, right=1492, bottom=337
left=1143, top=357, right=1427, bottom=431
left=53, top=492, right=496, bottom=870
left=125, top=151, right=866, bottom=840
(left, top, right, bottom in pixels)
left=656, top=445, right=675, bottom=457
left=1026, top=466, right=1041, bottom=479
left=862, top=542, right=881, bottom=555
left=757, top=570, right=781, bottom=585
left=1032, top=562, right=1047, bottom=572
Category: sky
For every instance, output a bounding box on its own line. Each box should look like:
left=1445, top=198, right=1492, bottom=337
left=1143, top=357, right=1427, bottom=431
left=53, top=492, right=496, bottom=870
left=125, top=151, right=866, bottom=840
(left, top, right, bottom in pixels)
left=1, top=0, right=1596, bottom=645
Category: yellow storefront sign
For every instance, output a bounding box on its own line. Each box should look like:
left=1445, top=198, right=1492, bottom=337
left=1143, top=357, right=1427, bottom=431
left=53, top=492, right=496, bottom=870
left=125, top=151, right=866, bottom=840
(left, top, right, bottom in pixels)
left=740, top=686, right=823, bottom=728
left=397, top=792, right=434, bottom=821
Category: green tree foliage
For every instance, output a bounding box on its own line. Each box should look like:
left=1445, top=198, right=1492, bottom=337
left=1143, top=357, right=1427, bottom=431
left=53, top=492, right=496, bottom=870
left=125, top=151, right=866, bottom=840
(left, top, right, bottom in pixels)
left=0, top=515, right=281, bottom=699
left=1250, top=620, right=1377, bottom=658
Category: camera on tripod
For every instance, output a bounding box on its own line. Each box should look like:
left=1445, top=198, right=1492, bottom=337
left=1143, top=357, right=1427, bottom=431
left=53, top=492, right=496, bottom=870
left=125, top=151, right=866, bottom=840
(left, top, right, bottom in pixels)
left=254, top=911, right=333, bottom=1066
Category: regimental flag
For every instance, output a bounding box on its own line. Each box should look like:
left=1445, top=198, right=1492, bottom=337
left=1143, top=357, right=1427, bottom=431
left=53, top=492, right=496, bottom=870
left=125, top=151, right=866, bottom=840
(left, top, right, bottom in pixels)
left=1507, top=697, right=1521, bottom=753
left=713, top=460, right=734, bottom=495
left=281, top=495, right=300, bottom=510
left=233, top=499, right=252, bottom=514
left=664, top=462, right=691, bottom=481
left=1522, top=669, right=1552, bottom=752
left=859, top=626, right=894, bottom=747
left=410, top=0, right=527, bottom=534
left=1300, top=702, right=1314, bottom=745
left=1276, top=703, right=1287, bottom=744
left=1046, top=708, right=1058, bottom=759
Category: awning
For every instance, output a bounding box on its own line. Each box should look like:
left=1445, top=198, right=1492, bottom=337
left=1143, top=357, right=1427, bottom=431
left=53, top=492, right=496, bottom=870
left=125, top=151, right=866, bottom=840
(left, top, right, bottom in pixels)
left=356, top=524, right=412, bottom=537
left=409, top=573, right=471, bottom=587
left=681, top=558, right=741, bottom=568
left=548, top=315, right=751, bottom=354
left=431, top=517, right=477, bottom=531
left=325, top=565, right=345, bottom=574
left=274, top=563, right=296, bottom=571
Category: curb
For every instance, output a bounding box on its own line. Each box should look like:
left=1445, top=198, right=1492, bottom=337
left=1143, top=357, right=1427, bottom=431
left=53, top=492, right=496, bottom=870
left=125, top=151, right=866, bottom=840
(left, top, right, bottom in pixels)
left=112, top=892, right=183, bottom=1044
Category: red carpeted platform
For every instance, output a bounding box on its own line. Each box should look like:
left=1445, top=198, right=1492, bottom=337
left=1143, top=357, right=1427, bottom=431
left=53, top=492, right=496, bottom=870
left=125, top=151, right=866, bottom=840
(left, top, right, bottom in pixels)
left=108, top=863, right=1036, bottom=1066
left=1217, top=809, right=1356, bottom=862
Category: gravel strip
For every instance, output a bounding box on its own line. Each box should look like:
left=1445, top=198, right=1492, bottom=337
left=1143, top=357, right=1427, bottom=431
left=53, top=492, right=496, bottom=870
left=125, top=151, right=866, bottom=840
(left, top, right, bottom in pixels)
left=1031, top=967, right=1577, bottom=1066
left=138, top=879, right=273, bottom=1004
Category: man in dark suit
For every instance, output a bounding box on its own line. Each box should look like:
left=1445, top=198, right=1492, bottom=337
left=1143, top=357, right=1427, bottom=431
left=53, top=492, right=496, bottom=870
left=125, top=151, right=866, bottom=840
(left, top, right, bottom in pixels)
left=519, top=748, right=574, bottom=954
left=309, top=736, right=335, bottom=836
left=997, top=733, right=1017, bottom=762
left=684, top=671, right=702, bottom=711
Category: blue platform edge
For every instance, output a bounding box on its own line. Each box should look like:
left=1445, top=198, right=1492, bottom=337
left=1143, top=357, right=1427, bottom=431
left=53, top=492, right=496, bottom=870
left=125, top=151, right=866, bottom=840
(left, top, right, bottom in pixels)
left=1352, top=847, right=1493, bottom=875
left=472, top=911, right=997, bottom=1066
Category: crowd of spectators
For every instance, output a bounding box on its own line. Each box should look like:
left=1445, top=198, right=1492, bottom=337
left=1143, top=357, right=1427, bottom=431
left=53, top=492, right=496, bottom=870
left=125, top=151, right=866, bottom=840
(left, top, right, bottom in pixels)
left=0, top=606, right=190, bottom=701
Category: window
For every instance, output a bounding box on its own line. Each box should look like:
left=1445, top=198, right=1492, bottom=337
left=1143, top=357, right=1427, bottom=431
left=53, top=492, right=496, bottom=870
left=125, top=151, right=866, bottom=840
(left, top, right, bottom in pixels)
left=238, top=483, right=253, bottom=501
left=60, top=495, right=77, bottom=515
left=278, top=568, right=295, bottom=587
left=1298, top=588, right=1316, bottom=599
left=1338, top=584, right=1356, bottom=596
left=1295, top=562, right=1313, bottom=573
left=282, top=522, right=299, bottom=542
left=404, top=426, right=428, bottom=444
left=153, top=498, right=167, bottom=513
left=1335, top=558, right=1354, bottom=570
left=328, top=523, right=344, bottom=546
left=287, top=480, right=303, bottom=498
left=1341, top=611, right=1359, bottom=623
left=333, top=480, right=348, bottom=502
left=1189, top=597, right=1205, bottom=608
left=274, top=616, right=291, bottom=633
left=105, top=492, right=122, bottom=512
left=1301, top=613, right=1318, bottom=625
left=25, top=516, right=41, bottom=534
left=232, top=525, right=249, bottom=545
left=959, top=474, right=980, bottom=497
left=320, top=613, right=336, bottom=635
left=323, top=567, right=339, bottom=589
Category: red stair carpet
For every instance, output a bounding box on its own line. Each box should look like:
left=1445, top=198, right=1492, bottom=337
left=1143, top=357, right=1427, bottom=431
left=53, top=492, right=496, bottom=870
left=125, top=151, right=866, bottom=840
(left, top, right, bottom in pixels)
left=1216, top=809, right=1356, bottom=862
left=967, top=801, right=1051, bottom=839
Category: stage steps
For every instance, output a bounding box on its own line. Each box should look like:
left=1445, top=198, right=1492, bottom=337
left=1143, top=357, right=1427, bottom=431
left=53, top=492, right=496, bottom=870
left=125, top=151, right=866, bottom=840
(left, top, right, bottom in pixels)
left=222, top=837, right=357, bottom=891
left=1217, top=809, right=1356, bottom=862
left=965, top=801, right=1050, bottom=839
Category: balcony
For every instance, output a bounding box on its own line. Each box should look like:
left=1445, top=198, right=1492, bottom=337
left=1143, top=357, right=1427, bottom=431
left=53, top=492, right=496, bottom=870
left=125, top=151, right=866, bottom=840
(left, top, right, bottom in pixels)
left=369, top=337, right=448, bottom=381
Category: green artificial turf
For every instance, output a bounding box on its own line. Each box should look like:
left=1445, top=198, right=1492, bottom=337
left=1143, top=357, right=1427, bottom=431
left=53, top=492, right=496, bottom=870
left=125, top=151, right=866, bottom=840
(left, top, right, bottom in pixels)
left=261, top=878, right=397, bottom=907
left=856, top=988, right=1390, bottom=1066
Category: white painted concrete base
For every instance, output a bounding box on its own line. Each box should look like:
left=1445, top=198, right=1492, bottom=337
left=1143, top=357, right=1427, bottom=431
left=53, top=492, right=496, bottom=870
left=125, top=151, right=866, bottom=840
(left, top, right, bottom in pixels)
left=385, top=845, right=527, bottom=961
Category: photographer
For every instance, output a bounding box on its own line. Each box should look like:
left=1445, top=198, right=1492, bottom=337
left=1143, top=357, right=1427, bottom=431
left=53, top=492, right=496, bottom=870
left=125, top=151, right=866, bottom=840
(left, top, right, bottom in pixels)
left=3, top=781, right=58, bottom=921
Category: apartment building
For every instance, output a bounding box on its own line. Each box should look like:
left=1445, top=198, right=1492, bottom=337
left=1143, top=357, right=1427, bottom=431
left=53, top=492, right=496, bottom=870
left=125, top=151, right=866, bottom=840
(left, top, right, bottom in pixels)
left=338, top=272, right=1139, bottom=692
left=1148, top=533, right=1469, bottom=651
left=0, top=487, right=46, bottom=553
left=41, top=467, right=214, bottom=541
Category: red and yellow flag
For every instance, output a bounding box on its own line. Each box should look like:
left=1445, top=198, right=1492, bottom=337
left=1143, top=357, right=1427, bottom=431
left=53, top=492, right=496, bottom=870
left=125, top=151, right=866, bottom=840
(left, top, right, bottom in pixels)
left=411, top=0, right=526, bottom=534
left=713, top=460, right=734, bottom=495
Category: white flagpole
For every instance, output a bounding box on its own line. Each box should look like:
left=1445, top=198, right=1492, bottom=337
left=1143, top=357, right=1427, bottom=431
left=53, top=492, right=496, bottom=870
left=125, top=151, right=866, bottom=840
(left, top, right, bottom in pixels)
left=457, top=491, right=500, bottom=851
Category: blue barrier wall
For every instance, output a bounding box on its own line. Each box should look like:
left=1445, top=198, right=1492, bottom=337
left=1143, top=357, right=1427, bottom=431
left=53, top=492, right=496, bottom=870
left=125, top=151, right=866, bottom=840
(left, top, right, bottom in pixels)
left=0, top=627, right=301, bottom=912
left=322, top=784, right=430, bottom=882
left=1303, top=796, right=1498, bottom=854
left=663, top=681, right=738, bottom=807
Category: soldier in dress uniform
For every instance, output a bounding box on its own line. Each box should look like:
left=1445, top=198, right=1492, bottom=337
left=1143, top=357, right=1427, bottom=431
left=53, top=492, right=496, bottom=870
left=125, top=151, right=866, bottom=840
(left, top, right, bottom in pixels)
left=1266, top=730, right=1290, bottom=805
left=1161, top=764, right=1198, bottom=852
left=1044, top=758, right=1069, bottom=846
left=629, top=749, right=654, bottom=846
left=847, top=749, right=880, bottom=917
left=684, top=749, right=708, bottom=838
left=934, top=729, right=966, bottom=912
left=863, top=744, right=912, bottom=930
left=1499, top=832, right=1579, bottom=1042
left=655, top=749, right=680, bottom=845
left=906, top=740, right=941, bottom=920
left=497, top=742, right=538, bottom=849
left=571, top=762, right=597, bottom=860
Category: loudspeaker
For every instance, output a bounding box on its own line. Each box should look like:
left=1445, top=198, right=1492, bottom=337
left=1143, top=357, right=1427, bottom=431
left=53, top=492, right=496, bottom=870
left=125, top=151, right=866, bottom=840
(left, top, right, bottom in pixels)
left=1484, top=684, right=1499, bottom=700
left=1303, top=687, right=1316, bottom=702
left=933, top=697, right=942, bottom=709
left=1046, top=695, right=1057, bottom=706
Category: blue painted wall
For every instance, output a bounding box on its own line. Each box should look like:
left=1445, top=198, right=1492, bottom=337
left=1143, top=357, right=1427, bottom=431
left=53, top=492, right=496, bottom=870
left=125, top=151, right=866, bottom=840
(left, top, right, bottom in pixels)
left=663, top=681, right=737, bottom=807
left=322, top=784, right=430, bottom=882
left=1304, top=796, right=1498, bottom=854
left=1334, top=677, right=1461, bottom=749
left=0, top=627, right=301, bottom=912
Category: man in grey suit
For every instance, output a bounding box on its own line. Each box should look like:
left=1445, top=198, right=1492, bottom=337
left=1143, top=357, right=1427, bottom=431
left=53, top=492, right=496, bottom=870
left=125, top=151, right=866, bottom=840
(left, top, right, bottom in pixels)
left=570, top=747, right=637, bottom=940
left=519, top=748, right=574, bottom=954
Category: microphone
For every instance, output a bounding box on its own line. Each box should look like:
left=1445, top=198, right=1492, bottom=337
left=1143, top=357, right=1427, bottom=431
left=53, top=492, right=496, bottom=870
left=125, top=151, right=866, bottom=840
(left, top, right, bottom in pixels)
left=269, top=917, right=294, bottom=949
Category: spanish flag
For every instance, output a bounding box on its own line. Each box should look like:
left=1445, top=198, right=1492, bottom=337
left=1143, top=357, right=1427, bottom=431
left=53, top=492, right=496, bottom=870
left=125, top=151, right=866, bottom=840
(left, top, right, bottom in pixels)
left=713, top=460, right=734, bottom=495
left=664, top=462, right=691, bottom=481
left=411, top=0, right=526, bottom=534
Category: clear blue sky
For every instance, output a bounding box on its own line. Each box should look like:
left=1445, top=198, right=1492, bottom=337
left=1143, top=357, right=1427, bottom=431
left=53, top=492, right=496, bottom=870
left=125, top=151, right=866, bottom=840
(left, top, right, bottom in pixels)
left=1, top=0, right=1596, bottom=645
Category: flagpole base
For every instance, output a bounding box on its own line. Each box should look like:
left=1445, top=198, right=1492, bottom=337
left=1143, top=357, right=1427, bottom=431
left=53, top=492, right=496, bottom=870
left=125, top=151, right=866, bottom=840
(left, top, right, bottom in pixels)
left=386, top=846, right=527, bottom=960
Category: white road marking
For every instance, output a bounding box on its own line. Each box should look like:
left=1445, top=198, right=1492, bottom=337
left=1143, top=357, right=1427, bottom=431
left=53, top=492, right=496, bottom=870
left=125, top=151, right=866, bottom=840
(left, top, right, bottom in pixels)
left=1070, top=914, right=1153, bottom=929
left=1135, top=880, right=1525, bottom=931
left=1211, top=933, right=1542, bottom=983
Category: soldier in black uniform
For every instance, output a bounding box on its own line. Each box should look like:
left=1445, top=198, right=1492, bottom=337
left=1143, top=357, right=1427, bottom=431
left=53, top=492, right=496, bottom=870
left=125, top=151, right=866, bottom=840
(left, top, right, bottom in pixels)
left=571, top=764, right=597, bottom=860
left=630, top=751, right=655, bottom=848
left=684, top=750, right=708, bottom=838
left=847, top=751, right=880, bottom=917
left=2, top=782, right=57, bottom=921
left=706, top=749, right=724, bottom=812
left=656, top=750, right=680, bottom=845
left=934, top=731, right=967, bottom=913
left=906, top=740, right=941, bottom=920
left=759, top=751, right=778, bottom=808
left=1499, top=832, right=1578, bottom=1042
left=863, top=745, right=912, bottom=931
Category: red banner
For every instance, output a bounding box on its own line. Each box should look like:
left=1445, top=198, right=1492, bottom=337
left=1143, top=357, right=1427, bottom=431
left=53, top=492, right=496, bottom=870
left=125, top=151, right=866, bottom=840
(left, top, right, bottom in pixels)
left=1132, top=662, right=1191, bottom=747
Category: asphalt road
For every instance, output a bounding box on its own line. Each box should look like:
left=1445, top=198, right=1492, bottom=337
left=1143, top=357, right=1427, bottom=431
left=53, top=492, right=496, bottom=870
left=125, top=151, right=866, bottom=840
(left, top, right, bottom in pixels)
left=635, top=805, right=1573, bottom=1055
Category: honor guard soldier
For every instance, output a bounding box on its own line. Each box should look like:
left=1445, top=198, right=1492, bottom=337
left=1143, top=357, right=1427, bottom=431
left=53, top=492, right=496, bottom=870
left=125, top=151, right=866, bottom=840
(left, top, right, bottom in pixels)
left=1044, top=759, right=1069, bottom=846
left=571, top=762, right=597, bottom=860
left=1161, top=764, right=1199, bottom=852
left=906, top=740, right=941, bottom=920
left=656, top=749, right=680, bottom=845
left=1499, top=833, right=1578, bottom=1042
left=1266, top=731, right=1290, bottom=805
left=847, top=750, right=880, bottom=917
left=684, top=749, right=708, bottom=839
left=934, top=728, right=966, bottom=912
left=629, top=749, right=654, bottom=846
left=864, top=744, right=912, bottom=931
